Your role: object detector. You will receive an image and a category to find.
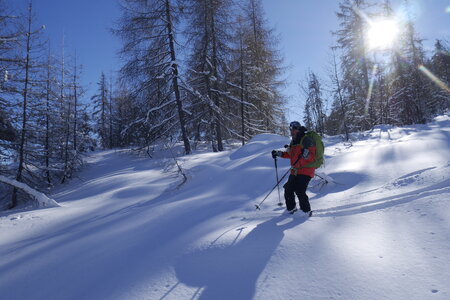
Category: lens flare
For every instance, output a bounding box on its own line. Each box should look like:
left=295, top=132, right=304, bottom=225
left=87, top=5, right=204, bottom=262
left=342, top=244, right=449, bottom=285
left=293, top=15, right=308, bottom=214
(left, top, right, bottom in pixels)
left=365, top=64, right=378, bottom=114
left=418, top=65, right=450, bottom=94
left=446, top=6, right=450, bottom=13
left=367, top=20, right=399, bottom=50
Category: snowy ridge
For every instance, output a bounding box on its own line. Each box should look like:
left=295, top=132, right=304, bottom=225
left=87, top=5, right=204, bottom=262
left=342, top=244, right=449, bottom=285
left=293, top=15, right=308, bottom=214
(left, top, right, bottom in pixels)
left=0, top=116, right=449, bottom=299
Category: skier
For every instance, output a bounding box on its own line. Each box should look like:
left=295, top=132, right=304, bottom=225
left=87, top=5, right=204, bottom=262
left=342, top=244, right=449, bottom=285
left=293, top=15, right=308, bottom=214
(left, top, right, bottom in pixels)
left=272, top=121, right=316, bottom=215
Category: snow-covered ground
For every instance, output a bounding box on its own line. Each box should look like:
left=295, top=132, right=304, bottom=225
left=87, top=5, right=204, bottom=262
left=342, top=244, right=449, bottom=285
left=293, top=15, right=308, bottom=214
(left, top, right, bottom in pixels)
left=1, top=115, right=449, bottom=300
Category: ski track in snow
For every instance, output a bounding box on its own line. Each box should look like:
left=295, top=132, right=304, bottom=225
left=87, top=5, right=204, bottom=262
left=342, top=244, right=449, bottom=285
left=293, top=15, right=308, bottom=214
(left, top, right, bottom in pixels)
left=1, top=116, right=449, bottom=299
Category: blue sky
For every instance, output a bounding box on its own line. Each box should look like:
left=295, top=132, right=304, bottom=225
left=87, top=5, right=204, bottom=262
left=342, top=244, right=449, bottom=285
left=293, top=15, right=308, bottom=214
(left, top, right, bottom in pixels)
left=11, top=0, right=122, bottom=97
left=12, top=0, right=450, bottom=121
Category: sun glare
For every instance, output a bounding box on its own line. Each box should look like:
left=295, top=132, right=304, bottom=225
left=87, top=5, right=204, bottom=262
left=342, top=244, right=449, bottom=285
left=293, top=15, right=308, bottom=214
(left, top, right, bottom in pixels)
left=367, top=20, right=399, bottom=50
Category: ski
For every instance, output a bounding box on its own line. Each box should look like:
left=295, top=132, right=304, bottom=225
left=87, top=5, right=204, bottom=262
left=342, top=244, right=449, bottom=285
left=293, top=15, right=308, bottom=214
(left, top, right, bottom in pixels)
left=286, top=209, right=313, bottom=217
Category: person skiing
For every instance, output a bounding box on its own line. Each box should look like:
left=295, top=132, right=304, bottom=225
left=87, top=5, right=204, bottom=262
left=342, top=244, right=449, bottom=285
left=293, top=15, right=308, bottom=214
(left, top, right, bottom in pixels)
left=272, top=121, right=316, bottom=215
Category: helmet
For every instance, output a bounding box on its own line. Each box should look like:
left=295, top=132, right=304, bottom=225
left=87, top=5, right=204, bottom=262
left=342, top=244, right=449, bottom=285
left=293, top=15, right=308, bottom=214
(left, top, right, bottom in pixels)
left=289, top=121, right=301, bottom=130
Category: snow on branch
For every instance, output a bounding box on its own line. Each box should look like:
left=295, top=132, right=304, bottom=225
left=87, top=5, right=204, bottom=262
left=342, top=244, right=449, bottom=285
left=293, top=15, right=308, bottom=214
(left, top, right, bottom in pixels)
left=145, top=98, right=176, bottom=121
left=178, top=77, right=221, bottom=113
left=0, top=175, right=60, bottom=208
left=210, top=88, right=257, bottom=109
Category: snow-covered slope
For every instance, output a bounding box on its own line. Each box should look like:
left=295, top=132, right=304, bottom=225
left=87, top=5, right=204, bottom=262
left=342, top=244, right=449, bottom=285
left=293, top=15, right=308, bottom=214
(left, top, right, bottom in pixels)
left=1, top=116, right=449, bottom=300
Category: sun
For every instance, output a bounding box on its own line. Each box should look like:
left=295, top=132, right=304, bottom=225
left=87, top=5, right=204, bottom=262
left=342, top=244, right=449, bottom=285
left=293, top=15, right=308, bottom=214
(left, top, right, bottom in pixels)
left=367, top=19, right=399, bottom=50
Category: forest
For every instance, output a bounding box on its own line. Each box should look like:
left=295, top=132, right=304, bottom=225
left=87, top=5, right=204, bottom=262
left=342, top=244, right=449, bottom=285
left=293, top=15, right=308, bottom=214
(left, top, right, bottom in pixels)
left=0, top=0, right=449, bottom=209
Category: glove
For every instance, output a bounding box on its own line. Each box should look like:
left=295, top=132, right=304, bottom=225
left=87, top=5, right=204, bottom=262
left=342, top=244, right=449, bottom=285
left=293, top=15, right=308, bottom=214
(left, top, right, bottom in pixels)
left=271, top=150, right=283, bottom=159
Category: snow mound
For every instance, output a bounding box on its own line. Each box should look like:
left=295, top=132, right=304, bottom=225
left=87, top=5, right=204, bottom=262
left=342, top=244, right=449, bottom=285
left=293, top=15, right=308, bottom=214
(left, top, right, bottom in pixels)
left=230, top=133, right=288, bottom=160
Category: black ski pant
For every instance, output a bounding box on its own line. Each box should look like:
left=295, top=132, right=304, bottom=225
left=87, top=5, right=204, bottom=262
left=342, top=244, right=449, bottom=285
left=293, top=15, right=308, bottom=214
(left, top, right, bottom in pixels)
left=283, top=174, right=312, bottom=212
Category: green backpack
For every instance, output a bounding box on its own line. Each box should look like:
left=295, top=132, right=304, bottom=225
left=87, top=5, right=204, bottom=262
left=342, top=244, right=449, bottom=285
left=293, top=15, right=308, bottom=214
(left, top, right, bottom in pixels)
left=301, top=131, right=325, bottom=169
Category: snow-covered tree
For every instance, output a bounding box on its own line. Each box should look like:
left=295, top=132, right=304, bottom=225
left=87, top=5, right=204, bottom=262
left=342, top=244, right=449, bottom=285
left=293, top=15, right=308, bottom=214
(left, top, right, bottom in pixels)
left=92, top=73, right=110, bottom=149
left=114, top=0, right=191, bottom=154
left=0, top=0, right=19, bottom=149
left=333, top=0, right=372, bottom=131
left=389, top=19, right=431, bottom=125
left=428, top=40, right=450, bottom=115
left=184, top=0, right=286, bottom=148
left=240, top=0, right=286, bottom=135
left=8, top=2, right=48, bottom=207
left=183, top=0, right=235, bottom=152
left=302, top=71, right=326, bottom=135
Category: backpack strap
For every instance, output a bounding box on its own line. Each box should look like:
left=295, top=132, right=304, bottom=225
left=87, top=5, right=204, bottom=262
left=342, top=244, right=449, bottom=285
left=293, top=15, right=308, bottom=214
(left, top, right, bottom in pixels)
left=297, top=133, right=317, bottom=169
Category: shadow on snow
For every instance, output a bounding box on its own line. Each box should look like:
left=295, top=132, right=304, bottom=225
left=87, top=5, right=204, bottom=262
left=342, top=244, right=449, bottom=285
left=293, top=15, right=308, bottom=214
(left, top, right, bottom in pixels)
left=172, top=214, right=308, bottom=300
left=314, top=178, right=450, bottom=218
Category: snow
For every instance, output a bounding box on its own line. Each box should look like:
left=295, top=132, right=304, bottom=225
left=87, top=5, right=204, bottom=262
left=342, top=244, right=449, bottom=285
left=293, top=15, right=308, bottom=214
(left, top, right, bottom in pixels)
left=0, top=175, right=60, bottom=208
left=1, top=116, right=450, bottom=299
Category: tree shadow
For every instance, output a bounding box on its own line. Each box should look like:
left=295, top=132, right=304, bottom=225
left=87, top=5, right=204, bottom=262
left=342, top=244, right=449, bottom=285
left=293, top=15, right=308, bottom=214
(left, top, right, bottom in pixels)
left=314, top=178, right=450, bottom=218
left=310, top=171, right=367, bottom=198
left=174, top=214, right=308, bottom=300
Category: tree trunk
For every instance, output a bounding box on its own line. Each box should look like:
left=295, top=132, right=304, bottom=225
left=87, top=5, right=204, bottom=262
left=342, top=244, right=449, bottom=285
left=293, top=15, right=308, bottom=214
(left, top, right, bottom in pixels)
left=109, top=77, right=113, bottom=148
left=332, top=48, right=349, bottom=141
left=165, top=0, right=191, bottom=155
left=11, top=3, right=33, bottom=208
left=61, top=100, right=71, bottom=184
left=240, top=33, right=246, bottom=146
left=210, top=7, right=223, bottom=151
left=73, top=59, right=78, bottom=151
left=45, top=53, right=52, bottom=186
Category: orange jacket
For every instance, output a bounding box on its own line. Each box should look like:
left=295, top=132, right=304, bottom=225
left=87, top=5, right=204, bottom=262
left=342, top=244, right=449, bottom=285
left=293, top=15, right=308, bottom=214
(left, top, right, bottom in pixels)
left=281, top=136, right=316, bottom=178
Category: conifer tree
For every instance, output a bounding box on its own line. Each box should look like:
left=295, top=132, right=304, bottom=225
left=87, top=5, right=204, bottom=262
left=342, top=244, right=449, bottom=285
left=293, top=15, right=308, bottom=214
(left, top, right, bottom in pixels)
left=334, top=0, right=372, bottom=131
left=110, top=84, right=135, bottom=147
left=428, top=40, right=450, bottom=115
left=10, top=2, right=47, bottom=207
left=0, top=0, right=18, bottom=143
left=389, top=18, right=430, bottom=125
left=229, top=15, right=251, bottom=145
left=302, top=71, right=326, bottom=134
left=326, top=47, right=350, bottom=140
left=92, top=73, right=110, bottom=149
left=42, top=48, right=59, bottom=186
left=115, top=0, right=191, bottom=154
left=60, top=54, right=85, bottom=184
left=183, top=0, right=235, bottom=151
left=241, top=0, right=285, bottom=135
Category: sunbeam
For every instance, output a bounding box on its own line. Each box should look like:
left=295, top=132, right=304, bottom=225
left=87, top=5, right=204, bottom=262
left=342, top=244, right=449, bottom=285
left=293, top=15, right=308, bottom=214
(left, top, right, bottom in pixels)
left=418, top=65, right=450, bottom=94
left=365, top=64, right=379, bottom=114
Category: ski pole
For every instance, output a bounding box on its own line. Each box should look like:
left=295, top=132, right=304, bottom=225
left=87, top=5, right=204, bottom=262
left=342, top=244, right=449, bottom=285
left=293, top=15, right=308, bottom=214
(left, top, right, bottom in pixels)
left=274, top=157, right=282, bottom=207
left=255, top=153, right=303, bottom=210
left=255, top=167, right=290, bottom=210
